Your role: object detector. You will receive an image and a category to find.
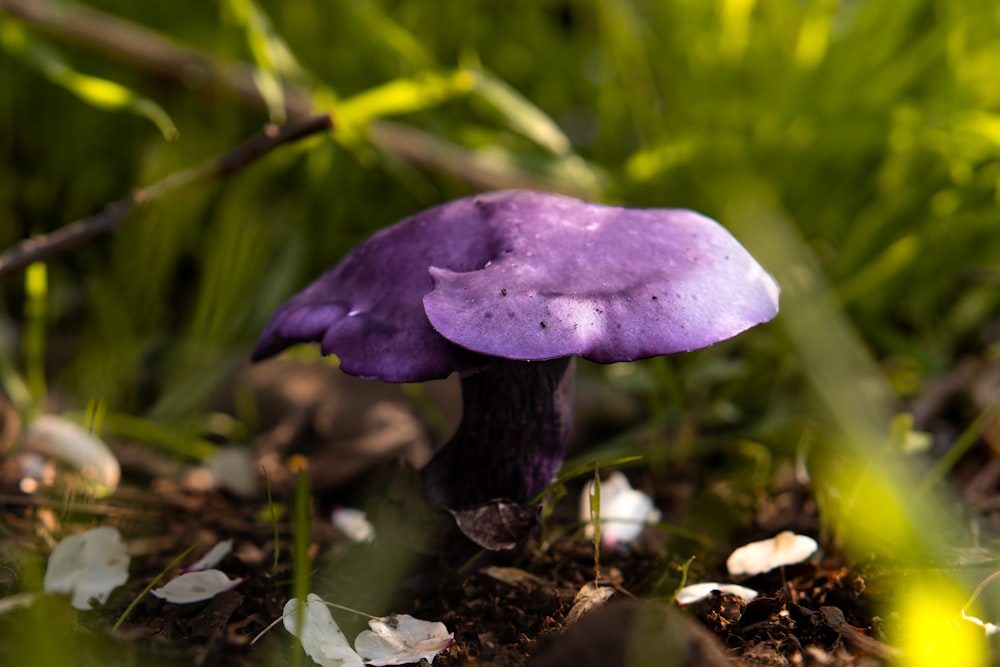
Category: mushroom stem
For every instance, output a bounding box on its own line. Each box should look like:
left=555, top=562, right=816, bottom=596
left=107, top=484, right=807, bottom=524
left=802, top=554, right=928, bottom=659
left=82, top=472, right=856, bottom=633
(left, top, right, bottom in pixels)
left=421, top=357, right=575, bottom=509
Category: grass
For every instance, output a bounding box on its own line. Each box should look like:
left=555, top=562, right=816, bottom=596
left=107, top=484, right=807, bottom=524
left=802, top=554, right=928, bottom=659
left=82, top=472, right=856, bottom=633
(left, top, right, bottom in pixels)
left=1, top=0, right=1000, bottom=664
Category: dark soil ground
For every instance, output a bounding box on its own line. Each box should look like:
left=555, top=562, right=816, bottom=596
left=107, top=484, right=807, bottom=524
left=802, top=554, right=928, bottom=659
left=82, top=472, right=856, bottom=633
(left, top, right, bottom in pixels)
left=2, top=357, right=997, bottom=666
left=0, top=457, right=893, bottom=667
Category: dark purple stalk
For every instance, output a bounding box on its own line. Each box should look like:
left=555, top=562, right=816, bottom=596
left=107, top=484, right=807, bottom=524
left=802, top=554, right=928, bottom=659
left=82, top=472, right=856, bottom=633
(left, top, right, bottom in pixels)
left=421, top=357, right=575, bottom=509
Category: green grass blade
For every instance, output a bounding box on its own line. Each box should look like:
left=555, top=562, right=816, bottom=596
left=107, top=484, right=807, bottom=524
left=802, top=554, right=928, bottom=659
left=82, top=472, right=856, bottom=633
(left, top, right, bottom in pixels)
left=0, top=19, right=178, bottom=140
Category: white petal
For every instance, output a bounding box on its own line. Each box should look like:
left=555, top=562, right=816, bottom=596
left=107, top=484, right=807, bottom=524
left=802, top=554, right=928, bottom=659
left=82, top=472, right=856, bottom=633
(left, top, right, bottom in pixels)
left=579, top=471, right=661, bottom=545
left=43, top=526, right=130, bottom=610
left=676, top=582, right=759, bottom=606
left=726, top=531, right=819, bottom=576
left=283, top=595, right=364, bottom=667
left=183, top=539, right=234, bottom=573
left=151, top=569, right=243, bottom=604
left=43, top=533, right=90, bottom=594
left=355, top=614, right=454, bottom=665
left=21, top=415, right=120, bottom=494
left=331, top=508, right=376, bottom=544
left=0, top=592, right=36, bottom=614
left=206, top=445, right=259, bottom=498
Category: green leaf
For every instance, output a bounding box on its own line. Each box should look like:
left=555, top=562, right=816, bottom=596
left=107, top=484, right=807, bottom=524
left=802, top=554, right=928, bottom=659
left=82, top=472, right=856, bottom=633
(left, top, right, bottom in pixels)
left=0, top=19, right=178, bottom=140
left=221, top=0, right=301, bottom=123
left=334, top=69, right=474, bottom=142
left=469, top=68, right=572, bottom=157
left=342, top=0, right=434, bottom=70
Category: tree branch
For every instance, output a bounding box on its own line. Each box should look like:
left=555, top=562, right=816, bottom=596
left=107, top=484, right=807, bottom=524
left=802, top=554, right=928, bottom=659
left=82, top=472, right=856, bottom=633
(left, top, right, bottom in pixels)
left=0, top=113, right=334, bottom=281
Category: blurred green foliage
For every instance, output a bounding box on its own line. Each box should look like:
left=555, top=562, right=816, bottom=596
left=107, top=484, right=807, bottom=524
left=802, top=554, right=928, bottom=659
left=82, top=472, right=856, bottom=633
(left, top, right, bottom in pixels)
left=1, top=0, right=1000, bottom=662
left=0, top=0, right=995, bottom=418
left=1, top=0, right=997, bottom=422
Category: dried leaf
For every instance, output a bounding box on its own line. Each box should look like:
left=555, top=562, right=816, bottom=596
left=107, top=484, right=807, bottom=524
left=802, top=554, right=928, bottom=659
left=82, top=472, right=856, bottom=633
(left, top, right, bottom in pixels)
left=448, top=500, right=539, bottom=551
left=564, top=582, right=616, bottom=626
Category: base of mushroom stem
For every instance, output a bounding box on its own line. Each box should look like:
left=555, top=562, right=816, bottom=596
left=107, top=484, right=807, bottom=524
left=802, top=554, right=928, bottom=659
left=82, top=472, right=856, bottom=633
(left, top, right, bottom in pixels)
left=421, top=356, right=575, bottom=510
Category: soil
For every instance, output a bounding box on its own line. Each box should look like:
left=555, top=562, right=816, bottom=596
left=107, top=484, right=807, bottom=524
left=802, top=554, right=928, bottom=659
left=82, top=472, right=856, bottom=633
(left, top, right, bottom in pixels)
left=0, top=459, right=894, bottom=667
left=1, top=358, right=995, bottom=666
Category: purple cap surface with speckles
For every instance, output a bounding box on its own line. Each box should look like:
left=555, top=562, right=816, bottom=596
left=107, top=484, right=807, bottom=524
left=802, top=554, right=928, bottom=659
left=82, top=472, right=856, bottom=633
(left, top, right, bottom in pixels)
left=252, top=190, right=779, bottom=381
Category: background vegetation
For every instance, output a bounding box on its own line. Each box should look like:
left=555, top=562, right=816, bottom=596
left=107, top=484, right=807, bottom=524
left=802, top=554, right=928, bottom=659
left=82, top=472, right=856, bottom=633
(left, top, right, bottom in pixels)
left=2, top=0, right=999, bottom=664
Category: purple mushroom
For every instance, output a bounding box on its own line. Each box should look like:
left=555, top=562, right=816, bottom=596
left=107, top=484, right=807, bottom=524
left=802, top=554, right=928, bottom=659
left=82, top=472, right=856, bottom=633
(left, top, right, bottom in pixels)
left=252, top=190, right=779, bottom=510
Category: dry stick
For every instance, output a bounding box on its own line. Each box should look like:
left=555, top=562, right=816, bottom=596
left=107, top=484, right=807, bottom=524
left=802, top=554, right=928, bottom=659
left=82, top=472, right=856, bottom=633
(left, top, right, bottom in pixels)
left=0, top=113, right=334, bottom=280
left=369, top=121, right=575, bottom=194
left=0, top=0, right=586, bottom=196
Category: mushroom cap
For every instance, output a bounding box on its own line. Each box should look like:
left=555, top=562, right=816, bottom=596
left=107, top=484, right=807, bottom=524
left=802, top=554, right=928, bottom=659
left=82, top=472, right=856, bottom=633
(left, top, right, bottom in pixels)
left=252, top=190, right=779, bottom=382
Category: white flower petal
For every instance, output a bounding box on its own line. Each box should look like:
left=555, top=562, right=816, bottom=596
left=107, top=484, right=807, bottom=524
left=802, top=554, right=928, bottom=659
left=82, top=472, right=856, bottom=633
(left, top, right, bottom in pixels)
left=183, top=539, right=234, bottom=573
left=676, top=582, right=759, bottom=606
left=283, top=595, right=364, bottom=667
left=206, top=445, right=259, bottom=498
left=579, top=471, right=661, bottom=545
left=43, top=526, right=130, bottom=610
left=331, top=508, right=376, bottom=544
left=151, top=569, right=244, bottom=604
left=726, top=531, right=818, bottom=576
left=355, top=614, right=455, bottom=666
left=0, top=592, right=37, bottom=614
left=21, top=415, right=120, bottom=494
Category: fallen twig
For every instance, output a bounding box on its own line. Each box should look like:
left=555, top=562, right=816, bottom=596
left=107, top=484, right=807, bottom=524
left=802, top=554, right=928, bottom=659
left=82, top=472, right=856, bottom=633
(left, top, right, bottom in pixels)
left=0, top=113, right=334, bottom=280
left=819, top=606, right=902, bottom=661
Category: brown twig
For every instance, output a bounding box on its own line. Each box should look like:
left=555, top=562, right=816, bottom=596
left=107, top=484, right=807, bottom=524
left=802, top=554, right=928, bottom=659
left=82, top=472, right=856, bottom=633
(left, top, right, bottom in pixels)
left=0, top=113, right=334, bottom=280
left=369, top=121, right=579, bottom=194
left=819, top=606, right=902, bottom=661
